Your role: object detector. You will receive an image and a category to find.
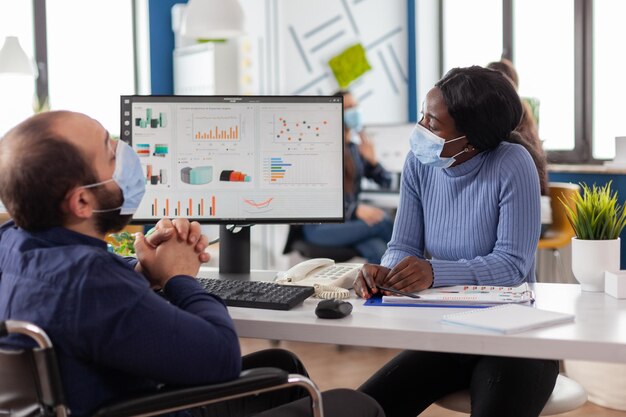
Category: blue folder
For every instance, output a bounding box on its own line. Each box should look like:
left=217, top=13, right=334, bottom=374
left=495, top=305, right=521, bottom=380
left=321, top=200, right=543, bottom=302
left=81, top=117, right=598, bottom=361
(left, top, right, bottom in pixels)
left=363, top=295, right=492, bottom=309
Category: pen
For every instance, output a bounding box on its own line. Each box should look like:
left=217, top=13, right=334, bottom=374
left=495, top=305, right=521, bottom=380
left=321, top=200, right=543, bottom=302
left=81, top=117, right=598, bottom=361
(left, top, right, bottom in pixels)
left=376, top=285, right=421, bottom=299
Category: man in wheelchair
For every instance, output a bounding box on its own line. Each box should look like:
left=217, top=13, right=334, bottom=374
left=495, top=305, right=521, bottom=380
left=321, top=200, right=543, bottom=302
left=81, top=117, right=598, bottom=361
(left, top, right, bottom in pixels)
left=0, top=111, right=383, bottom=417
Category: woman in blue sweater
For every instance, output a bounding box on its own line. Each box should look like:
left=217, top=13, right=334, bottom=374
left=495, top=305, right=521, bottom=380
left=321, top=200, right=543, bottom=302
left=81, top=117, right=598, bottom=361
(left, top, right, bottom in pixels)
left=354, top=66, right=558, bottom=417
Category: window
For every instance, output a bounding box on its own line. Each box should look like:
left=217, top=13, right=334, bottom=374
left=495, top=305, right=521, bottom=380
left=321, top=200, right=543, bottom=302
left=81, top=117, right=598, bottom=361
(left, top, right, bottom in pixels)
left=593, top=0, right=626, bottom=159
left=46, top=1, right=135, bottom=135
left=442, top=0, right=502, bottom=72
left=439, top=0, right=615, bottom=163
left=514, top=0, right=575, bottom=152
left=0, top=2, right=35, bottom=135
left=1, top=1, right=135, bottom=137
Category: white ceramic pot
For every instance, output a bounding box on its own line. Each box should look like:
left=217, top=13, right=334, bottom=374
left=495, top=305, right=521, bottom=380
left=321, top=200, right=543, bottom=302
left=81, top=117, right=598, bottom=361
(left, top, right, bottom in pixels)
left=571, top=237, right=621, bottom=292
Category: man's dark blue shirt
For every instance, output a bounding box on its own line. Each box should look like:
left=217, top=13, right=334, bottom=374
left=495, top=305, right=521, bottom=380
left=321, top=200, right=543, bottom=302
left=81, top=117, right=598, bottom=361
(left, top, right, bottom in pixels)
left=0, top=221, right=241, bottom=417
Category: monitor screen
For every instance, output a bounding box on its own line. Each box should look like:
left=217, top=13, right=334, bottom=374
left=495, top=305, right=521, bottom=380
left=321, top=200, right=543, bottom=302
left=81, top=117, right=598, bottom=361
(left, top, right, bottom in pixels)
left=120, top=95, right=344, bottom=225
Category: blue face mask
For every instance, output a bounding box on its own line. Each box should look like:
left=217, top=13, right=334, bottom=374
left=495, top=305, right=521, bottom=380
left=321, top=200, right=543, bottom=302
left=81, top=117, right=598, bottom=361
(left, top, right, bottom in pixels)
left=82, top=140, right=146, bottom=215
left=344, top=108, right=363, bottom=132
left=409, top=123, right=467, bottom=168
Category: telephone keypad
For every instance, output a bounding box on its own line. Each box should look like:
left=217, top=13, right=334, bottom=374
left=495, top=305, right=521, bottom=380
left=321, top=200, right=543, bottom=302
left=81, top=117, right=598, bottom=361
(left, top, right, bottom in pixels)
left=316, top=266, right=354, bottom=279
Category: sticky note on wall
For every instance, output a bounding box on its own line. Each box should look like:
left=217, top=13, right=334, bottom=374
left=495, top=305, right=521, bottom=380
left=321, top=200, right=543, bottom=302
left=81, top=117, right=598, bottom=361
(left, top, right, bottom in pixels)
left=328, top=43, right=372, bottom=89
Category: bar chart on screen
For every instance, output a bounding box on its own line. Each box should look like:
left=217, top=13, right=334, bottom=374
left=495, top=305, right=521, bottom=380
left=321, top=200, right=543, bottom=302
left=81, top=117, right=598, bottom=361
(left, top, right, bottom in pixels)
left=181, top=105, right=253, bottom=144
left=149, top=196, right=216, bottom=217
left=262, top=155, right=340, bottom=187
left=193, top=116, right=241, bottom=141
left=133, top=106, right=168, bottom=129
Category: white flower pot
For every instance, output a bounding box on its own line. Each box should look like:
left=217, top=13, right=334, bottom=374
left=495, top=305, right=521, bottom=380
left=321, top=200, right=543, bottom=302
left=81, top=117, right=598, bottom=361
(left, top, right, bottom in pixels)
left=571, top=237, right=621, bottom=292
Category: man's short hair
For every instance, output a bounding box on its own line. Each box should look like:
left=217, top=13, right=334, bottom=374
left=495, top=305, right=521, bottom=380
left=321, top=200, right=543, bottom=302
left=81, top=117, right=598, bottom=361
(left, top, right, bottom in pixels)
left=0, top=111, right=97, bottom=231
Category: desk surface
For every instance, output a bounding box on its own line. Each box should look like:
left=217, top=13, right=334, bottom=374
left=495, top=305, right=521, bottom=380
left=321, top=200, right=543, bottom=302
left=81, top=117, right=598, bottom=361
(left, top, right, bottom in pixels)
left=221, top=275, right=626, bottom=363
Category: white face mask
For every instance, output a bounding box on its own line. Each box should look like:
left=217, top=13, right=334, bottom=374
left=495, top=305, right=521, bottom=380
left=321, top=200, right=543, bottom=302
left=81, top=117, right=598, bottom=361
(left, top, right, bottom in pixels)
left=81, top=140, right=146, bottom=215
left=344, top=108, right=363, bottom=132
left=409, top=123, right=468, bottom=168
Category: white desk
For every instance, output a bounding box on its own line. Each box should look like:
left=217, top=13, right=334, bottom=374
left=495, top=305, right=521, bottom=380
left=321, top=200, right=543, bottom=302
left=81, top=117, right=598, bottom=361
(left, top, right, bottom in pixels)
left=224, top=281, right=626, bottom=364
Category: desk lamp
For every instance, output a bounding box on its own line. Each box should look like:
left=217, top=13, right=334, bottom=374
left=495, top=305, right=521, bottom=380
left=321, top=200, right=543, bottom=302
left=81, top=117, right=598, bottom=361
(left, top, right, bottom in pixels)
left=180, top=0, right=244, bottom=40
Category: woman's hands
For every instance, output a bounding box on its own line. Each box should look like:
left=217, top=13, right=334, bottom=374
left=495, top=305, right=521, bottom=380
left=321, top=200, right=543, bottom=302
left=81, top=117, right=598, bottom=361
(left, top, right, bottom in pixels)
left=383, top=256, right=434, bottom=293
left=353, top=256, right=434, bottom=299
left=353, top=264, right=391, bottom=299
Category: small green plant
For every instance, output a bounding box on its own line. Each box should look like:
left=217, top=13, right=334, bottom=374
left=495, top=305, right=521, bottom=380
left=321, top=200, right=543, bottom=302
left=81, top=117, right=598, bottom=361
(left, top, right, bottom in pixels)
left=560, top=181, right=626, bottom=240
left=108, top=231, right=136, bottom=256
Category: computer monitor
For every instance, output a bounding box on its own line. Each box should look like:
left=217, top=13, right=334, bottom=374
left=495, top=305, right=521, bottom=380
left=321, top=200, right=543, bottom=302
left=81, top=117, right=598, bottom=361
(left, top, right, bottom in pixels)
left=120, top=95, right=345, bottom=273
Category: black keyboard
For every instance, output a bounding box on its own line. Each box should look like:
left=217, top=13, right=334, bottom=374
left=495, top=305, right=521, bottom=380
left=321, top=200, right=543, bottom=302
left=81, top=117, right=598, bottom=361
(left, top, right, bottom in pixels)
left=197, top=278, right=315, bottom=310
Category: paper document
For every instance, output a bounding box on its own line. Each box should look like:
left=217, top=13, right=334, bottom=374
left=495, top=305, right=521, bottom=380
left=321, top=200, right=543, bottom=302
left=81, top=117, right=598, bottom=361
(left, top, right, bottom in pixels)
left=381, top=283, right=534, bottom=306
left=441, top=304, right=575, bottom=334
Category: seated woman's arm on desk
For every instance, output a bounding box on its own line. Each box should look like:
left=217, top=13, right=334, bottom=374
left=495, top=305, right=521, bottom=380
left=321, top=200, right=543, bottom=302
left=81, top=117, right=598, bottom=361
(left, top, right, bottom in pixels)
left=381, top=144, right=540, bottom=288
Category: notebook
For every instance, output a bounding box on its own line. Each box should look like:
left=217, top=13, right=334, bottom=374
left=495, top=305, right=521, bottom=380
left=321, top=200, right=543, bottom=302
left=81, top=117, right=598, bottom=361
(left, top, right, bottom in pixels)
left=382, top=283, right=534, bottom=306
left=441, top=304, right=575, bottom=334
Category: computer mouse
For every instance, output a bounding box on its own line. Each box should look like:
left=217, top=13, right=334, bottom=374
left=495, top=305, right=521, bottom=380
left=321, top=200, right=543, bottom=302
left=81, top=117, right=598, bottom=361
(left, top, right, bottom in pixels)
left=315, top=299, right=353, bottom=319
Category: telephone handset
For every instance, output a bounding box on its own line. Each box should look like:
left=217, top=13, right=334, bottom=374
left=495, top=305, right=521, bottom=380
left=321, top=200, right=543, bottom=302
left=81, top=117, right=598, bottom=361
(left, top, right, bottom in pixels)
left=275, top=258, right=363, bottom=300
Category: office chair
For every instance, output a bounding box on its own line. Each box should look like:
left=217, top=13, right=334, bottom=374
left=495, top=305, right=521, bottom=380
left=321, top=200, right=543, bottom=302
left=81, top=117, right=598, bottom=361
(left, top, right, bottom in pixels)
left=0, top=320, right=324, bottom=417
left=537, top=182, right=581, bottom=282
left=435, top=373, right=587, bottom=415
left=283, top=225, right=360, bottom=263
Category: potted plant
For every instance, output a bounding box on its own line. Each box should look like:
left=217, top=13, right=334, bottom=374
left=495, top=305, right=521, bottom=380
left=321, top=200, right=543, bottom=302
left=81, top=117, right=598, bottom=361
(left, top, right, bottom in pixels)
left=561, top=182, right=626, bottom=409
left=560, top=181, right=626, bottom=291
left=107, top=231, right=136, bottom=257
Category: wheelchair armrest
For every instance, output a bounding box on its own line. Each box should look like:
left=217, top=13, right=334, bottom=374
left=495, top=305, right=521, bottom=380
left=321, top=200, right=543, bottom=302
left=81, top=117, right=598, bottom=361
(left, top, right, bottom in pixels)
left=93, top=367, right=289, bottom=417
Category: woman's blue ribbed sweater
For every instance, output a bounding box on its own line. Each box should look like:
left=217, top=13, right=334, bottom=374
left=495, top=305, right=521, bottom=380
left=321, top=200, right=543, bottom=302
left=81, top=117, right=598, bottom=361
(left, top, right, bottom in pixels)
left=382, top=141, right=541, bottom=286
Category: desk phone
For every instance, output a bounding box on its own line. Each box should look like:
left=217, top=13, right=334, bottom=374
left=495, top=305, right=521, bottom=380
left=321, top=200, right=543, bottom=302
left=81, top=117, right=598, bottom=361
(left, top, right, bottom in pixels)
left=275, top=258, right=363, bottom=299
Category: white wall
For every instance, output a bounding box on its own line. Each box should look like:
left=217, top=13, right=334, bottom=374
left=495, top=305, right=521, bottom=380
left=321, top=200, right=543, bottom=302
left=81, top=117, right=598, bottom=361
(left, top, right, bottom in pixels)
left=241, top=0, right=409, bottom=124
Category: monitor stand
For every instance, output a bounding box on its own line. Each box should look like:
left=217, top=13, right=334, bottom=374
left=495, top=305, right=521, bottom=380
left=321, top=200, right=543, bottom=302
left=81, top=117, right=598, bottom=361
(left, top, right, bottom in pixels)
left=218, top=225, right=251, bottom=274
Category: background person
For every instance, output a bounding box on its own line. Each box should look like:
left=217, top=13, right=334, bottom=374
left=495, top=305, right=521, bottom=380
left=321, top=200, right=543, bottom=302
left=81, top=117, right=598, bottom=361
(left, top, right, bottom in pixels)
left=487, top=58, right=551, bottom=235
left=354, top=66, right=558, bottom=417
left=0, top=111, right=384, bottom=417
left=302, top=90, right=393, bottom=263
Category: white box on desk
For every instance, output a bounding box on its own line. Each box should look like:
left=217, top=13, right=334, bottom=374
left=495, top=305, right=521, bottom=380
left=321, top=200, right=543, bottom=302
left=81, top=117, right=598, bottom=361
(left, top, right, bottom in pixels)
left=605, top=271, right=626, bottom=299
